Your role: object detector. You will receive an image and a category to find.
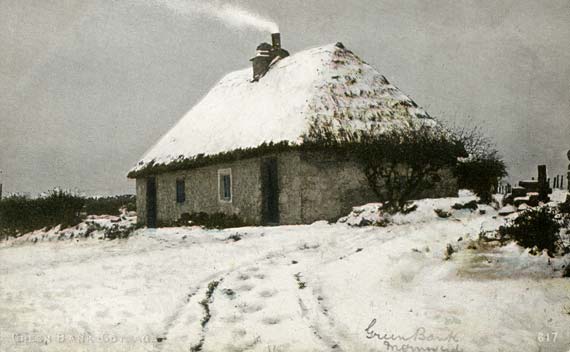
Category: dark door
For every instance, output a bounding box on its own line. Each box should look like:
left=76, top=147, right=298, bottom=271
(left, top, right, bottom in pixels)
left=146, top=177, right=157, bottom=228
left=261, top=158, right=279, bottom=224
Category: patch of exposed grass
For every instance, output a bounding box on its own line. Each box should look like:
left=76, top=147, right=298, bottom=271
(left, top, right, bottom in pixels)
left=191, top=280, right=221, bottom=352
left=226, top=233, right=242, bottom=242
left=435, top=209, right=452, bottom=218
left=200, top=280, right=220, bottom=327
left=294, top=272, right=306, bottom=289
left=443, top=243, right=455, bottom=260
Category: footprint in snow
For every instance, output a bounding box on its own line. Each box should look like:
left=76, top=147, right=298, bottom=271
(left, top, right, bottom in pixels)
left=232, top=328, right=247, bottom=337
left=237, top=273, right=251, bottom=281
left=95, top=309, right=109, bottom=318
left=258, top=290, right=276, bottom=298
left=222, top=314, right=243, bottom=323
left=121, top=310, right=134, bottom=318
left=238, top=303, right=264, bottom=314
left=237, top=284, right=254, bottom=292
left=261, top=317, right=281, bottom=325
left=123, top=288, right=139, bottom=295
left=185, top=314, right=198, bottom=324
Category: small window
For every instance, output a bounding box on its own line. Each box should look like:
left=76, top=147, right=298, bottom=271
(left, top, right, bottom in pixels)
left=218, top=169, right=232, bottom=202
left=176, top=179, right=186, bottom=203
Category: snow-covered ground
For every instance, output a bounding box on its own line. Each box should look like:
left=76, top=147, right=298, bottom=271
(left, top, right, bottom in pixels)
left=1, top=193, right=570, bottom=352
left=0, top=213, right=138, bottom=246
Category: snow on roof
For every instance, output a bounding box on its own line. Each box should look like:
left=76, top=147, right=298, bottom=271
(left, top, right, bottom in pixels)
left=130, top=42, right=435, bottom=175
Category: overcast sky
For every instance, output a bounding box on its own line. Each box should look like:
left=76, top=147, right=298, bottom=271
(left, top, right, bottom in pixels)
left=1, top=0, right=569, bottom=195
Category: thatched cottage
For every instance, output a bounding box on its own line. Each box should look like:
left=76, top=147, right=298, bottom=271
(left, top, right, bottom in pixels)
left=128, top=35, right=457, bottom=227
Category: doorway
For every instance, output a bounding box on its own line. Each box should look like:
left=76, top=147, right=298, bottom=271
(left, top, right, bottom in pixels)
left=261, top=158, right=279, bottom=225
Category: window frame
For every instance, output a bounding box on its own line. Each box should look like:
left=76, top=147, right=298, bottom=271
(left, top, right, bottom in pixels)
left=217, top=168, right=232, bottom=203
left=176, top=178, right=186, bottom=204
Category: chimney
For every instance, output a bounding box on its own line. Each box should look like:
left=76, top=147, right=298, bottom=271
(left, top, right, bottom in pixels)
left=271, top=33, right=281, bottom=49
left=250, top=33, right=290, bottom=82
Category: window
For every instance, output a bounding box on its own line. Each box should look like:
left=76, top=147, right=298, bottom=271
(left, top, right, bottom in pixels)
left=176, top=179, right=186, bottom=203
left=218, top=169, right=232, bottom=202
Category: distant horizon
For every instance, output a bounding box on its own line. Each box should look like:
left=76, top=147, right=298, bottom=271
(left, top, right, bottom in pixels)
left=1, top=0, right=569, bottom=195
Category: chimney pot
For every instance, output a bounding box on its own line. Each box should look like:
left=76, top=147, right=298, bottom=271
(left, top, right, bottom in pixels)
left=271, top=33, right=281, bottom=49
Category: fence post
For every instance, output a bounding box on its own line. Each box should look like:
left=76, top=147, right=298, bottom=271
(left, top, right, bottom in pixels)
left=566, top=150, right=570, bottom=191
left=538, top=165, right=549, bottom=202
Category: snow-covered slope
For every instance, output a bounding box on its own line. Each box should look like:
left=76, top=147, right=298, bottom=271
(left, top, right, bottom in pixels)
left=131, top=43, right=435, bottom=174
left=1, top=193, right=569, bottom=352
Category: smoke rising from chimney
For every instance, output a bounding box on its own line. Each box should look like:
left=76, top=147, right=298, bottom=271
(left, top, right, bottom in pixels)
left=153, top=0, right=279, bottom=33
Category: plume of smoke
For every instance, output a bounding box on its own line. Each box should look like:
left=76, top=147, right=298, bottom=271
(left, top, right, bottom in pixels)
left=154, top=0, right=279, bottom=33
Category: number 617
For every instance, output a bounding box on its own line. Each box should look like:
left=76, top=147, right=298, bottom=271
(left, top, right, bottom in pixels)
left=537, top=332, right=558, bottom=343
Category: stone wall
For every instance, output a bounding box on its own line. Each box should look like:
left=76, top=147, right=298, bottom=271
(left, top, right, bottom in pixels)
left=135, top=152, right=306, bottom=226
left=143, top=158, right=263, bottom=225
left=298, top=151, right=378, bottom=223
left=297, top=151, right=457, bottom=223
left=134, top=150, right=458, bottom=226
left=135, top=178, right=147, bottom=224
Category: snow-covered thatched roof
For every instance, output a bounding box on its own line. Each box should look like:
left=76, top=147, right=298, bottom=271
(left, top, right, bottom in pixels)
left=129, top=42, right=436, bottom=177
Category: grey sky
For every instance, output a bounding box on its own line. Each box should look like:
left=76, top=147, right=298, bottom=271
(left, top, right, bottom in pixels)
left=1, top=0, right=569, bottom=195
